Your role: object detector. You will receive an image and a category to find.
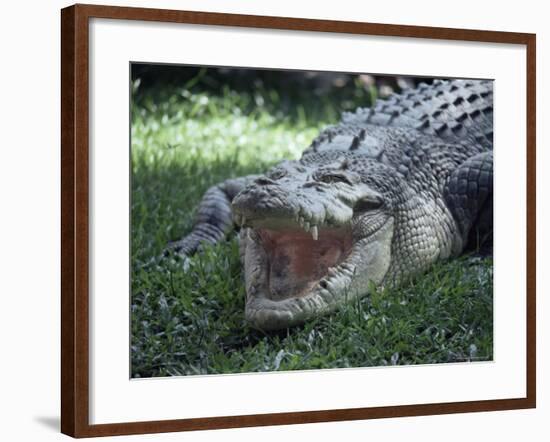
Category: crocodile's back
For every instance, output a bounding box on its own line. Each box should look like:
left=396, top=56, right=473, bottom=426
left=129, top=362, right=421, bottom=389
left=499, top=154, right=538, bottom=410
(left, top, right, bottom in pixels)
left=312, top=79, right=493, bottom=154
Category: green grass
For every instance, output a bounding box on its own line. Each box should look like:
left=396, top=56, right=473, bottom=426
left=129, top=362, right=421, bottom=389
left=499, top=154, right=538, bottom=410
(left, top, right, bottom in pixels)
left=130, top=74, right=493, bottom=378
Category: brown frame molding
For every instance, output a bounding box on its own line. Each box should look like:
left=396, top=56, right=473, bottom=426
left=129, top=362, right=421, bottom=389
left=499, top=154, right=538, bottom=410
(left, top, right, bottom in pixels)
left=61, top=3, right=536, bottom=438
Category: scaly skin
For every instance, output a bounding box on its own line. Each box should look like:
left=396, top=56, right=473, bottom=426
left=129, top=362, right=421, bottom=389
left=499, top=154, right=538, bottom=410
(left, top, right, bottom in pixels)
left=168, top=79, right=493, bottom=330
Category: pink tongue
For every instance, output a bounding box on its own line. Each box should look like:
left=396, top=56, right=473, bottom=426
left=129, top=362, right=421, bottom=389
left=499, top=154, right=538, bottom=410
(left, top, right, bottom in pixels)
left=268, top=235, right=343, bottom=300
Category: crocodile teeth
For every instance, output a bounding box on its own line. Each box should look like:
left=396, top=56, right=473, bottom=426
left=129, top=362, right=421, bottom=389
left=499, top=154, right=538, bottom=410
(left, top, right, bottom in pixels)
left=341, top=262, right=356, bottom=273
left=311, top=225, right=319, bottom=241
left=303, top=221, right=310, bottom=232
left=240, top=216, right=246, bottom=228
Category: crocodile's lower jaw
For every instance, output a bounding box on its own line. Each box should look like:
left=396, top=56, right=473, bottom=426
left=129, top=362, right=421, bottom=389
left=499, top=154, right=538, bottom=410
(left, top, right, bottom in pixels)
left=243, top=218, right=394, bottom=330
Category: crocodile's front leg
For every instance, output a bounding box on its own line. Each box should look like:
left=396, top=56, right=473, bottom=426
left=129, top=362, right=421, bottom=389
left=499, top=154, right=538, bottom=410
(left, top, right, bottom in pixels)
left=444, top=151, right=493, bottom=252
left=167, top=174, right=260, bottom=257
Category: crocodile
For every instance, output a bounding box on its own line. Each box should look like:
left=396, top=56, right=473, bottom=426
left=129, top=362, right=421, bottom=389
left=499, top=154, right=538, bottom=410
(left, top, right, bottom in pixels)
left=167, top=78, right=493, bottom=331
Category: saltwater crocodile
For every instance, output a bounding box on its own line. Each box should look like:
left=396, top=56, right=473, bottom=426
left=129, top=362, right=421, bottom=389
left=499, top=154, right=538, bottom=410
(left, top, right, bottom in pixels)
left=168, top=79, right=493, bottom=331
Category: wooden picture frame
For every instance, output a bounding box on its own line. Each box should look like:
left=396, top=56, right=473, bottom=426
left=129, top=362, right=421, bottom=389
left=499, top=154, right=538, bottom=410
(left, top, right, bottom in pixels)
left=61, top=3, right=536, bottom=438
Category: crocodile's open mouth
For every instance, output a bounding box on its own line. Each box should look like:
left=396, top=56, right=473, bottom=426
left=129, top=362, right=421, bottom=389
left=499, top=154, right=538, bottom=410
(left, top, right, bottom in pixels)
left=255, top=226, right=353, bottom=301
left=241, top=214, right=395, bottom=330
left=232, top=177, right=394, bottom=330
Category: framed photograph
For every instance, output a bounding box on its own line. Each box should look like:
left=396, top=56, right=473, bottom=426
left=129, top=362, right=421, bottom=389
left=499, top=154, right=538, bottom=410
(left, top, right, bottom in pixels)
left=61, top=3, right=536, bottom=438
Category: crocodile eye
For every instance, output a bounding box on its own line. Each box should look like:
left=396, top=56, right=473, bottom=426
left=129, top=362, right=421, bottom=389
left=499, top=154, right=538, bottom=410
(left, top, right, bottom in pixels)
left=318, top=173, right=352, bottom=185
left=353, top=198, right=383, bottom=213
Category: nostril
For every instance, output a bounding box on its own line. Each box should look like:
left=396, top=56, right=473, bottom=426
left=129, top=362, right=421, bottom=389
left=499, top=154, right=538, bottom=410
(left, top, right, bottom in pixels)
left=255, top=177, right=277, bottom=186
